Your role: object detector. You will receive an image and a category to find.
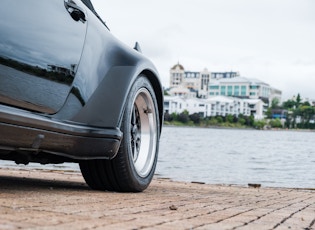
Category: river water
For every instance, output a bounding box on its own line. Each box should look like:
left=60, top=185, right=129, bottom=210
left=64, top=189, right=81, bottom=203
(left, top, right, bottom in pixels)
left=1, top=126, right=314, bottom=188
left=156, top=126, right=315, bottom=188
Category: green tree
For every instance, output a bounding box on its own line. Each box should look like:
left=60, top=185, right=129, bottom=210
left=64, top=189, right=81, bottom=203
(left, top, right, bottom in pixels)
left=178, top=110, right=190, bottom=123
left=302, top=101, right=311, bottom=106
left=282, top=99, right=296, bottom=109
left=189, top=113, right=200, bottom=124
left=269, top=118, right=282, bottom=128
left=216, top=116, right=223, bottom=123
left=253, top=120, right=266, bottom=130
left=265, top=108, right=272, bottom=119
left=296, top=93, right=302, bottom=107
left=170, top=112, right=178, bottom=121
left=226, top=114, right=234, bottom=123
left=238, top=118, right=246, bottom=125
left=208, top=117, right=219, bottom=126
left=271, top=98, right=280, bottom=109
left=164, top=111, right=171, bottom=122
left=297, top=106, right=315, bottom=128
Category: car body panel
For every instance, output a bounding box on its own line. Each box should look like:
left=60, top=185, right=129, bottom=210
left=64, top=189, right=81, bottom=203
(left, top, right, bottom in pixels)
left=0, top=0, right=163, bottom=163
left=0, top=0, right=87, bottom=114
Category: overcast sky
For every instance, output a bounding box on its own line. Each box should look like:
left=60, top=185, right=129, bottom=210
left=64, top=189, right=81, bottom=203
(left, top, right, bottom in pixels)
left=92, top=0, right=314, bottom=100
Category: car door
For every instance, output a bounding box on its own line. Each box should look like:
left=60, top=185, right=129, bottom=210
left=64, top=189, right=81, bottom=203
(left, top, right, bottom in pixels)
left=0, top=0, right=87, bottom=114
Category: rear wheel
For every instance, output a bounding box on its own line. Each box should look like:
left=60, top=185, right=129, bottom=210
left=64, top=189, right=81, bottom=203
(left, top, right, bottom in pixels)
left=79, top=76, right=160, bottom=192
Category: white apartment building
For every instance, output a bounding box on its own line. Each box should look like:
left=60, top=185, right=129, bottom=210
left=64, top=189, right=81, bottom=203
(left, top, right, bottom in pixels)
left=164, top=95, right=266, bottom=119
left=209, top=77, right=282, bottom=105
left=168, top=63, right=280, bottom=118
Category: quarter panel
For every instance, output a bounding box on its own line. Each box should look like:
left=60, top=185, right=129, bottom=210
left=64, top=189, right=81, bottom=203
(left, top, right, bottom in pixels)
left=56, top=8, right=162, bottom=129
left=72, top=66, right=137, bottom=127
left=47, top=2, right=164, bottom=131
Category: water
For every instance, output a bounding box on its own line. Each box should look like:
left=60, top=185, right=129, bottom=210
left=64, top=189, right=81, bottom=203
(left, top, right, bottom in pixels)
left=156, top=126, right=315, bottom=188
left=1, top=126, right=314, bottom=188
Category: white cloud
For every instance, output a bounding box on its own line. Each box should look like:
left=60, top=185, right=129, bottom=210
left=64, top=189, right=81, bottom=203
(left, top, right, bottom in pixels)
left=92, top=0, right=315, bottom=100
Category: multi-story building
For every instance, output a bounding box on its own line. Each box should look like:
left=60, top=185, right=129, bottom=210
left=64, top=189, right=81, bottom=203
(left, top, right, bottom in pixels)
left=209, top=77, right=282, bottom=105
left=182, top=71, right=200, bottom=90
left=211, top=71, right=239, bottom=79
left=164, top=95, right=266, bottom=119
left=199, top=68, right=211, bottom=98
left=169, top=63, right=185, bottom=88
left=168, top=63, right=281, bottom=118
left=169, top=63, right=210, bottom=98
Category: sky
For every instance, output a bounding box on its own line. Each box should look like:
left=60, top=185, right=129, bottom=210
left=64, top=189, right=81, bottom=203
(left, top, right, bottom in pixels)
left=92, top=0, right=315, bottom=101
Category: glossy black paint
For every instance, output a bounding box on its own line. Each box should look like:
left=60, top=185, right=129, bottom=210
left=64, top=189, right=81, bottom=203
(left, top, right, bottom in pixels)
left=0, top=0, right=163, bottom=163
left=0, top=0, right=87, bottom=113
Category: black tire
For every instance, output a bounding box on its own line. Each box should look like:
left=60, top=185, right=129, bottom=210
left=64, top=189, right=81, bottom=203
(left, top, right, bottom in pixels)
left=79, top=76, right=160, bottom=192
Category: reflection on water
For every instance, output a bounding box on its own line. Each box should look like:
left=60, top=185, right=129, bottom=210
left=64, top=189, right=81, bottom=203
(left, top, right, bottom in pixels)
left=0, top=126, right=314, bottom=188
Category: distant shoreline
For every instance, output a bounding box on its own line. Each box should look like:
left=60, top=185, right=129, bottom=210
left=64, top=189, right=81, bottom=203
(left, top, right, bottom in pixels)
left=162, top=123, right=315, bottom=132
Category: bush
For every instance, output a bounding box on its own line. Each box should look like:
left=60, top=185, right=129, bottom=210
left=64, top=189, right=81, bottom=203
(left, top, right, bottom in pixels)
left=269, top=118, right=282, bottom=128
left=253, top=120, right=266, bottom=130
left=226, top=114, right=234, bottom=123
left=178, top=111, right=190, bottom=123
left=189, top=113, right=200, bottom=124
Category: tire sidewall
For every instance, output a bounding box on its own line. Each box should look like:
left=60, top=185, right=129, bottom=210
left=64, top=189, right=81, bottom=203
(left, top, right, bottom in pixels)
left=118, top=75, right=160, bottom=191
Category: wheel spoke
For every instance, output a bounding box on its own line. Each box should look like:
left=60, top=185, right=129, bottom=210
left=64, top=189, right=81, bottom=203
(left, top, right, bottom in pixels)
left=131, top=104, right=141, bottom=162
left=131, top=105, right=137, bottom=125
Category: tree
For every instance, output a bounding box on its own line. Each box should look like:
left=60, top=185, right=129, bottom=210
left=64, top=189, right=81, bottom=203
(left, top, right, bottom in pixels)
left=189, top=113, right=200, bottom=124
left=297, top=106, right=315, bottom=129
left=170, top=112, right=178, bottom=121
left=238, top=118, right=246, bottom=125
left=216, top=116, right=223, bottom=123
left=271, top=98, right=280, bottom=109
left=208, top=117, right=219, bottom=126
left=178, top=110, right=190, bottom=123
left=253, top=120, right=266, bottom=130
left=226, top=114, right=234, bottom=123
left=269, top=118, right=282, bottom=128
left=164, top=111, right=170, bottom=121
left=282, top=99, right=296, bottom=109
left=265, top=108, right=272, bottom=119
left=295, top=93, right=302, bottom=109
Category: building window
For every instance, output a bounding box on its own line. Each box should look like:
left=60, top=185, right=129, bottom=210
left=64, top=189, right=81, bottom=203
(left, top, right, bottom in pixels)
left=241, top=86, right=247, bottom=96
left=227, top=86, right=233, bottom=96
left=234, top=85, right=239, bottom=96
left=220, top=86, right=226, bottom=95
left=210, top=85, right=219, bottom=90
left=250, top=85, right=258, bottom=89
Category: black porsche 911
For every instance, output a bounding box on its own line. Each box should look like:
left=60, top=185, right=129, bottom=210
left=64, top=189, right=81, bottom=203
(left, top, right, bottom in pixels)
left=0, top=0, right=163, bottom=192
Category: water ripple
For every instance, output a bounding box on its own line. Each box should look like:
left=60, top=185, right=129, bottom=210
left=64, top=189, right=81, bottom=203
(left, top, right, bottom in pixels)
left=157, top=126, right=315, bottom=188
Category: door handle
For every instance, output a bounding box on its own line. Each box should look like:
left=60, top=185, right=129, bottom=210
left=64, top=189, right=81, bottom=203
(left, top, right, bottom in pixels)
left=64, top=0, right=86, bottom=23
